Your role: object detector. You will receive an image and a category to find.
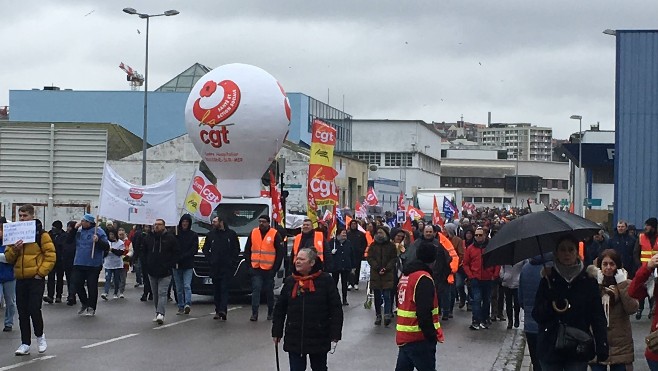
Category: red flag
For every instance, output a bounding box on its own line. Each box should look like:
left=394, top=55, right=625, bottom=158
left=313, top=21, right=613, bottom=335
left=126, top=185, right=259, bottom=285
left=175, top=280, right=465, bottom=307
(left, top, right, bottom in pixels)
left=397, top=192, right=405, bottom=211
left=401, top=206, right=415, bottom=243
left=407, top=204, right=425, bottom=221
left=365, top=187, right=379, bottom=206
left=270, top=170, right=282, bottom=224
left=327, top=204, right=337, bottom=241
left=432, top=195, right=444, bottom=227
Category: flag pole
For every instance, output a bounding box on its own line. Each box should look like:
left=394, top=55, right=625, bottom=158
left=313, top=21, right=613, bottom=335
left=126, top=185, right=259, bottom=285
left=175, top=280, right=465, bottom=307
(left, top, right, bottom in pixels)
left=91, top=215, right=99, bottom=258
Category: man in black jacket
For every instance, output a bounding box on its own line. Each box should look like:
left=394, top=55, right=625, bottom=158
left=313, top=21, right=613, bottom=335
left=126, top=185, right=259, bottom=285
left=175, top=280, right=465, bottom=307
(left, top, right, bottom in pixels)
left=174, top=214, right=198, bottom=315
left=395, top=241, right=443, bottom=371
left=272, top=248, right=343, bottom=370
left=44, top=221, right=66, bottom=304
left=143, top=219, right=179, bottom=325
left=62, top=221, right=77, bottom=306
left=202, top=215, right=240, bottom=321
left=346, top=220, right=367, bottom=291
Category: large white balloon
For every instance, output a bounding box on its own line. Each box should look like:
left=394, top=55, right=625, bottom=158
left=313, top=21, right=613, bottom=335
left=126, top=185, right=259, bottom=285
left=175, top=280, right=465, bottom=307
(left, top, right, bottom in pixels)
left=185, top=64, right=291, bottom=197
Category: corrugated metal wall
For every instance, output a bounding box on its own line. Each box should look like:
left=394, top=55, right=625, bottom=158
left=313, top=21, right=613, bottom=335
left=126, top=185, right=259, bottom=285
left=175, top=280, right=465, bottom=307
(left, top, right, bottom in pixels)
left=0, top=125, right=107, bottom=221
left=615, top=31, right=658, bottom=225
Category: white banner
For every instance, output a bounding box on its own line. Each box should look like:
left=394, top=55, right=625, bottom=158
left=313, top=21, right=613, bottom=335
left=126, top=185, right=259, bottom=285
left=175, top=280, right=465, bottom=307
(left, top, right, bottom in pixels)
left=2, top=221, right=36, bottom=245
left=98, top=163, right=178, bottom=226
left=183, top=169, right=222, bottom=223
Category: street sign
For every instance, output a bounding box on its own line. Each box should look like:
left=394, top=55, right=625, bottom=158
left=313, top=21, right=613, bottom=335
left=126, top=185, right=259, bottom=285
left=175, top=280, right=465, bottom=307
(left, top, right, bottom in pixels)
left=584, top=198, right=602, bottom=207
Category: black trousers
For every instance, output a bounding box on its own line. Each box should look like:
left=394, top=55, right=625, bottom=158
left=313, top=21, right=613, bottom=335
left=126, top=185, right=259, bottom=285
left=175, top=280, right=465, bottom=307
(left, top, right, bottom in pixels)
left=46, top=261, right=64, bottom=299
left=16, top=278, right=45, bottom=345
left=332, top=271, right=350, bottom=301
left=524, top=332, right=542, bottom=371
left=351, top=260, right=362, bottom=286
left=503, top=287, right=520, bottom=322
left=64, top=266, right=75, bottom=301
left=142, top=263, right=152, bottom=296
left=73, top=266, right=101, bottom=310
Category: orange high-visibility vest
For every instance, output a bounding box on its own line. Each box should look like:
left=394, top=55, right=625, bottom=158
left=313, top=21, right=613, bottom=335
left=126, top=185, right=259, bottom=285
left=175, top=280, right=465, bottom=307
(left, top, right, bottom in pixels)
left=396, top=270, right=442, bottom=345
left=438, top=233, right=459, bottom=285
left=250, top=228, right=278, bottom=270
left=640, top=234, right=658, bottom=263
left=292, top=232, right=325, bottom=262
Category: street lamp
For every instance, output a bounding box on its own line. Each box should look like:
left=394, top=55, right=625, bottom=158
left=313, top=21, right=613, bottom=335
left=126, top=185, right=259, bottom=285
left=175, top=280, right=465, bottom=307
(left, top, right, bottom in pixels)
left=123, top=7, right=179, bottom=185
left=570, top=115, right=583, bottom=215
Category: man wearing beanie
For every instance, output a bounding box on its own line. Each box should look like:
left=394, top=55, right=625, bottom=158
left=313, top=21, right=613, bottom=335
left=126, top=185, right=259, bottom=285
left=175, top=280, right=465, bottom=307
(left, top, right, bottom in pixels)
left=635, top=217, right=658, bottom=268
left=395, top=241, right=444, bottom=370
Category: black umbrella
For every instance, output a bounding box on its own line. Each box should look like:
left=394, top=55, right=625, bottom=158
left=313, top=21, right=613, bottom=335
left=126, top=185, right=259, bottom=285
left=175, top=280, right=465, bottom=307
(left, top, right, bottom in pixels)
left=482, top=211, right=601, bottom=267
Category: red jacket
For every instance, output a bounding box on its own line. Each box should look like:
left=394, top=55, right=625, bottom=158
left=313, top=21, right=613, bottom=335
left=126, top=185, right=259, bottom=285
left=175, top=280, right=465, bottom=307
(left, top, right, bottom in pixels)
left=628, top=262, right=658, bottom=362
left=462, top=242, right=500, bottom=281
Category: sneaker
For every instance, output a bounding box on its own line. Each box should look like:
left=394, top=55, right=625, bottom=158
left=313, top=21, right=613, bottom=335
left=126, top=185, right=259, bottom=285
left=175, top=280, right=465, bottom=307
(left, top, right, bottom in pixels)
left=176, top=308, right=185, bottom=315
left=101, top=293, right=108, bottom=301
left=37, top=335, right=47, bottom=353
left=14, top=344, right=30, bottom=356
left=140, top=295, right=147, bottom=302
left=250, top=314, right=258, bottom=322
left=55, top=297, right=62, bottom=304
left=384, top=315, right=392, bottom=327
left=469, top=323, right=480, bottom=331
left=66, top=299, right=76, bottom=306
left=219, top=312, right=227, bottom=321
left=480, top=322, right=489, bottom=329
left=213, top=312, right=221, bottom=320
left=152, top=316, right=159, bottom=322
left=86, top=308, right=96, bottom=316
left=374, top=315, right=382, bottom=326
left=3, top=326, right=12, bottom=332
left=342, top=301, right=349, bottom=306
left=148, top=294, right=153, bottom=301
left=354, top=284, right=359, bottom=291
left=77, top=306, right=88, bottom=315
left=636, top=310, right=643, bottom=320
left=156, top=313, right=164, bottom=325
left=347, top=285, right=352, bottom=291
left=458, top=299, right=466, bottom=309
left=113, top=294, right=119, bottom=300
left=119, top=293, right=125, bottom=299
left=184, top=305, right=191, bottom=314
left=43, top=296, right=53, bottom=304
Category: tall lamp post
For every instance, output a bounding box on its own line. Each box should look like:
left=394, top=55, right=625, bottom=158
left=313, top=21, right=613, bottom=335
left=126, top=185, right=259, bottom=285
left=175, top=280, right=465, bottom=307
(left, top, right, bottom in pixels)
left=570, top=115, right=583, bottom=215
left=123, top=7, right=180, bottom=185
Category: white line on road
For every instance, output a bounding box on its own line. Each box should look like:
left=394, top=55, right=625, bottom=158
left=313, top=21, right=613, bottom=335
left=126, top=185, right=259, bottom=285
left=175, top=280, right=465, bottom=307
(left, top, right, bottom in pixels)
left=0, top=355, right=56, bottom=370
left=208, top=306, right=242, bottom=315
left=153, top=317, right=197, bottom=330
left=81, top=333, right=140, bottom=349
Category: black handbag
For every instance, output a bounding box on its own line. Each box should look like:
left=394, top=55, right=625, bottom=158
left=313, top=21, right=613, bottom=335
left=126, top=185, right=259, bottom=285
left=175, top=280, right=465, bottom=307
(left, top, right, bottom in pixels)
left=554, top=321, right=595, bottom=361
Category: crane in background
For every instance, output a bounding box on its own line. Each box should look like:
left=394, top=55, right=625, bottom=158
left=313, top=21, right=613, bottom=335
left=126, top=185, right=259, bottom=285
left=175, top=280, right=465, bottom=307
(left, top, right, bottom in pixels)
left=119, top=62, right=144, bottom=91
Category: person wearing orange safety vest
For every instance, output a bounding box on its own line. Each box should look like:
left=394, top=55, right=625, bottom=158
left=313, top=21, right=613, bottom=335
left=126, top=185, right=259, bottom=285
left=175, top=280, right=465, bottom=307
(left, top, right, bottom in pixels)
left=632, top=217, right=658, bottom=320
left=437, top=226, right=459, bottom=321
left=395, top=241, right=444, bottom=371
left=244, top=215, right=284, bottom=322
left=291, top=219, right=325, bottom=266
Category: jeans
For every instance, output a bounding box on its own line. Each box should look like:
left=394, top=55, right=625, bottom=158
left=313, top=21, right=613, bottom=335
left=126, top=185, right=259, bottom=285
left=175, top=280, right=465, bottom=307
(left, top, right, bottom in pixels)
left=2, top=280, right=16, bottom=328
left=288, top=352, right=328, bottom=371
left=16, top=278, right=45, bottom=346
left=395, top=339, right=437, bottom=371
left=539, top=361, right=587, bottom=371
left=73, top=266, right=102, bottom=310
left=149, top=275, right=172, bottom=315
left=332, top=271, right=350, bottom=301
left=104, top=268, right=122, bottom=295
left=373, top=288, right=392, bottom=316
left=590, top=364, right=626, bottom=371
left=524, top=332, right=541, bottom=371
left=251, top=269, right=274, bottom=316
left=172, top=268, right=193, bottom=309
left=649, top=359, right=658, bottom=371
left=46, top=261, right=64, bottom=299
left=439, top=284, right=455, bottom=316
left=455, top=268, right=467, bottom=304
left=470, top=279, right=493, bottom=323
left=119, top=268, right=127, bottom=294
left=212, top=273, right=231, bottom=315
left=504, top=287, right=520, bottom=323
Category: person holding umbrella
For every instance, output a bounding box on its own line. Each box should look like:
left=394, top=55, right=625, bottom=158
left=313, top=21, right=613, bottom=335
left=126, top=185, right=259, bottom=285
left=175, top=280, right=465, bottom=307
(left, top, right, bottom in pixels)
left=532, top=235, right=609, bottom=370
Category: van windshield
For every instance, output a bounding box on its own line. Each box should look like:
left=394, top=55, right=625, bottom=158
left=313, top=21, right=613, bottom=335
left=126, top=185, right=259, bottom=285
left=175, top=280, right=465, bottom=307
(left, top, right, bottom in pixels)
left=190, top=203, right=269, bottom=237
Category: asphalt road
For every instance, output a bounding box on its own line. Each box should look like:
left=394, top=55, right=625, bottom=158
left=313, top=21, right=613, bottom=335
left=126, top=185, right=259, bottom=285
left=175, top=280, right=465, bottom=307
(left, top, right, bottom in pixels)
left=0, top=273, right=516, bottom=371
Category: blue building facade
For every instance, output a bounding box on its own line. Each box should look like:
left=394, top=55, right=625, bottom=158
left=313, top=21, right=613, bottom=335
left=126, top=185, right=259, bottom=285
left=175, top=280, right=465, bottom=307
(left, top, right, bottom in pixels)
left=614, top=30, right=658, bottom=225
left=9, top=89, right=352, bottom=149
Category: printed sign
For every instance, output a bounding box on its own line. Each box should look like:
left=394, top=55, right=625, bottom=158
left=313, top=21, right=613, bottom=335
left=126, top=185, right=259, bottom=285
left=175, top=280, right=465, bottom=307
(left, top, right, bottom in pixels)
left=396, top=210, right=406, bottom=224
left=2, top=220, right=36, bottom=245
left=184, top=170, right=222, bottom=223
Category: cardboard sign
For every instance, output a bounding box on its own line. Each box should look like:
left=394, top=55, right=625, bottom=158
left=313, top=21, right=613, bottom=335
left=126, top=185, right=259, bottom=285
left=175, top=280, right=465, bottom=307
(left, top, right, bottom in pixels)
left=2, top=220, right=36, bottom=245
left=396, top=210, right=406, bottom=224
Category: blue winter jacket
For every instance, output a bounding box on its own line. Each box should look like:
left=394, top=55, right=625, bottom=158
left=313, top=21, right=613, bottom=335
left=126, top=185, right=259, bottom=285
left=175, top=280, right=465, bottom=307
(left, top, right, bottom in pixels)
left=518, top=253, right=553, bottom=334
left=73, top=225, right=109, bottom=267
left=0, top=243, right=15, bottom=283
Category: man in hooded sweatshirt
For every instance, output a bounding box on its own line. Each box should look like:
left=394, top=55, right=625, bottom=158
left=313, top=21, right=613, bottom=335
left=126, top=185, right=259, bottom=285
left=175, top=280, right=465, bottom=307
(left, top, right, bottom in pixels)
left=70, top=213, right=109, bottom=317
left=143, top=219, right=179, bottom=325
left=173, top=214, right=198, bottom=315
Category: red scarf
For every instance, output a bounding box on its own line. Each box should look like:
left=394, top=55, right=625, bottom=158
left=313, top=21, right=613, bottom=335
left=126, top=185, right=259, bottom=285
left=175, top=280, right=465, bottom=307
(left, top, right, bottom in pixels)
left=291, top=270, right=323, bottom=298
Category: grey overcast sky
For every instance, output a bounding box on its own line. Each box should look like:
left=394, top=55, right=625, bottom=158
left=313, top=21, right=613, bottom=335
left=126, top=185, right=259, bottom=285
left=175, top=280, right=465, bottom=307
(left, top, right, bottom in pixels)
left=2, top=1, right=657, bottom=139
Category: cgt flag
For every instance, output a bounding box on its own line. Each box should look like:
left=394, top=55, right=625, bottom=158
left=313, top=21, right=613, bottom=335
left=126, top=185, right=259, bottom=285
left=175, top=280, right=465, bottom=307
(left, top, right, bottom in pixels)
left=365, top=187, right=379, bottom=206
left=307, top=120, right=338, bottom=225
left=432, top=195, right=444, bottom=227
left=184, top=169, right=222, bottom=223
left=99, top=162, right=178, bottom=225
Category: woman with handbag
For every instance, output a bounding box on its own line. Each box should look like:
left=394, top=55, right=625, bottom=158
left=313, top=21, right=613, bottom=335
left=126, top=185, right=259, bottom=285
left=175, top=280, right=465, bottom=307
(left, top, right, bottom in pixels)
left=588, top=249, right=638, bottom=371
left=628, top=249, right=658, bottom=370
left=532, top=235, right=609, bottom=371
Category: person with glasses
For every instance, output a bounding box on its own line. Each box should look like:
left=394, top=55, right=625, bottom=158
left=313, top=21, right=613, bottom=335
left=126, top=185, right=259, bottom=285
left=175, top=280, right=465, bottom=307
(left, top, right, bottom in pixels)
left=244, top=215, right=284, bottom=321
left=142, top=219, right=179, bottom=325
left=463, top=227, right=500, bottom=330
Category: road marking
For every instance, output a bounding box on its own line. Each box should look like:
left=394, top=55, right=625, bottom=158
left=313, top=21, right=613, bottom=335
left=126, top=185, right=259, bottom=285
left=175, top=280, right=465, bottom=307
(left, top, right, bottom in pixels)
left=0, top=355, right=56, bottom=370
left=153, top=317, right=197, bottom=330
left=81, top=333, right=140, bottom=349
left=208, top=306, right=242, bottom=315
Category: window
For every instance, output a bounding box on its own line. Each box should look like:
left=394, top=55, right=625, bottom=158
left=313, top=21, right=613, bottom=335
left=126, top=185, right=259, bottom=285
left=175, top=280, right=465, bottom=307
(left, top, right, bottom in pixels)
left=384, top=153, right=413, bottom=167
left=464, top=197, right=473, bottom=202
left=352, top=152, right=380, bottom=165
left=473, top=197, right=483, bottom=203
left=483, top=197, right=493, bottom=203
left=493, top=197, right=502, bottom=203
left=503, top=197, right=512, bottom=203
